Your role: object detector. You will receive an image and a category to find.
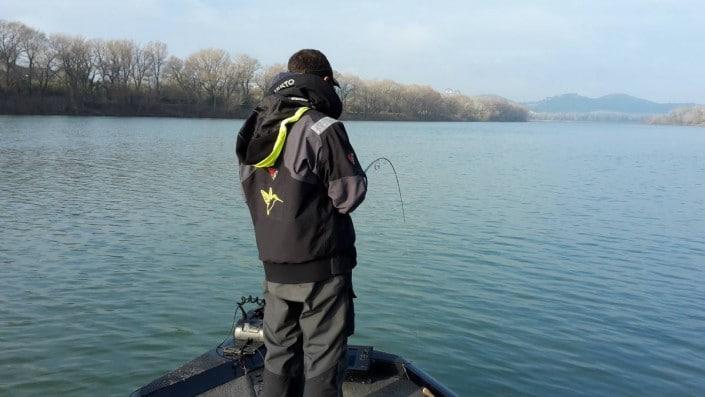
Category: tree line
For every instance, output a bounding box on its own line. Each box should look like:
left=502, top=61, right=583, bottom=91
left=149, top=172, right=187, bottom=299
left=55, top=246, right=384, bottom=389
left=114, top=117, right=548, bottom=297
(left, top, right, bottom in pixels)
left=0, top=20, right=528, bottom=121
left=529, top=111, right=646, bottom=123
left=649, top=106, right=705, bottom=127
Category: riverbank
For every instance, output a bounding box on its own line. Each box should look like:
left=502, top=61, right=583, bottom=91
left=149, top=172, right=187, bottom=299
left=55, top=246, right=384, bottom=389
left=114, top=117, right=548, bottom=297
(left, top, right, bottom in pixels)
left=0, top=93, right=529, bottom=122
left=648, top=106, right=705, bottom=127
left=529, top=110, right=705, bottom=127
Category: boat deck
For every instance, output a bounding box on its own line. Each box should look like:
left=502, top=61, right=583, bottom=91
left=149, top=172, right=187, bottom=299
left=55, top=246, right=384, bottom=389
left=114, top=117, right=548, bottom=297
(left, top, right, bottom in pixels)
left=198, top=366, right=426, bottom=397
left=131, top=341, right=454, bottom=397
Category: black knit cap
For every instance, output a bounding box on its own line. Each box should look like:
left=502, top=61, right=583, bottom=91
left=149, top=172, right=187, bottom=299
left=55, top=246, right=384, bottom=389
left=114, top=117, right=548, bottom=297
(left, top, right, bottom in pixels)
left=288, top=49, right=340, bottom=87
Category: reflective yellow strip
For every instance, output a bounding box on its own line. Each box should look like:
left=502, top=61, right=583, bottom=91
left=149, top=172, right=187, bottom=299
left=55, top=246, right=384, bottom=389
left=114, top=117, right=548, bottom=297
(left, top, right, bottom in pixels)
left=254, top=106, right=310, bottom=168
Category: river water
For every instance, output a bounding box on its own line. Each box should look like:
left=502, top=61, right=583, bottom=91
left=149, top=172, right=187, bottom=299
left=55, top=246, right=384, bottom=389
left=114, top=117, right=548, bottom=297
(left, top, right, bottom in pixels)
left=1, top=115, right=704, bottom=396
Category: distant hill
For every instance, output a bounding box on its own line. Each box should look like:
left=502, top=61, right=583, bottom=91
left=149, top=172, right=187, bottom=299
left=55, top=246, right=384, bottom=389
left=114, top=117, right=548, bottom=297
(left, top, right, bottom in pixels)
left=524, top=93, right=696, bottom=115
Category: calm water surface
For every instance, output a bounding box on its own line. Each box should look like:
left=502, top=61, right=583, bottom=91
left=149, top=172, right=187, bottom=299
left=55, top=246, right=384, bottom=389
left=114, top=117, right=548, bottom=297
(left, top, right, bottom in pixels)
left=1, top=116, right=704, bottom=396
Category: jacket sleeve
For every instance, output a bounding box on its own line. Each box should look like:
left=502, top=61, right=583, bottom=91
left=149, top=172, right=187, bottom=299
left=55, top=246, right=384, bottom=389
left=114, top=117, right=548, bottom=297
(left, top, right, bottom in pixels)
left=317, top=122, right=367, bottom=214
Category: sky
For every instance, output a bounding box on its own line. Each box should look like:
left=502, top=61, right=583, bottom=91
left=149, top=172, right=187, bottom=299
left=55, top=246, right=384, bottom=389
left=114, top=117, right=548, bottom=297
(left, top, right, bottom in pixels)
left=3, top=0, right=704, bottom=103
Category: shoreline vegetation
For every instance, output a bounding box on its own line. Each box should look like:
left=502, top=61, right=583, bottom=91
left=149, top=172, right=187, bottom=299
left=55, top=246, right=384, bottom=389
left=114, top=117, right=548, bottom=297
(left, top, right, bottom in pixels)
left=529, top=111, right=646, bottom=123
left=0, top=20, right=527, bottom=122
left=648, top=106, right=705, bottom=127
left=528, top=110, right=705, bottom=126
left=529, top=107, right=705, bottom=126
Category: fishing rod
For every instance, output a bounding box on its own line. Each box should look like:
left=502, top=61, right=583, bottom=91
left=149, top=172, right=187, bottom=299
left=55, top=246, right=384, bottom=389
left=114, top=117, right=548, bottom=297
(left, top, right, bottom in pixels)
left=363, top=157, right=406, bottom=223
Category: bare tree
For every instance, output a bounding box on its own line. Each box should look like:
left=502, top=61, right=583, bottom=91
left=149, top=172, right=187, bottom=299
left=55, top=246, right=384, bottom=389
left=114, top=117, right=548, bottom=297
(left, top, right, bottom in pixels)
left=50, top=34, right=96, bottom=109
left=356, top=80, right=388, bottom=115
left=111, top=40, right=135, bottom=92
left=17, top=24, right=46, bottom=95
left=131, top=43, right=151, bottom=92
left=164, top=55, right=205, bottom=106
left=36, top=40, right=58, bottom=96
left=163, top=55, right=184, bottom=86
left=254, top=63, right=285, bottom=100
left=402, top=84, right=444, bottom=120
left=223, top=62, right=240, bottom=109
left=0, top=20, right=23, bottom=90
left=334, top=72, right=360, bottom=110
left=185, top=48, right=230, bottom=111
left=93, top=39, right=140, bottom=102
left=92, top=39, right=110, bottom=98
left=377, top=80, right=406, bottom=113
left=144, top=41, right=167, bottom=97
left=231, top=54, right=260, bottom=106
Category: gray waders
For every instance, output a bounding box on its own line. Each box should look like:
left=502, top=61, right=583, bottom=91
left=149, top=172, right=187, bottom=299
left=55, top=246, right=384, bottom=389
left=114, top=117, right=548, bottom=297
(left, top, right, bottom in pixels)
left=262, top=274, right=354, bottom=397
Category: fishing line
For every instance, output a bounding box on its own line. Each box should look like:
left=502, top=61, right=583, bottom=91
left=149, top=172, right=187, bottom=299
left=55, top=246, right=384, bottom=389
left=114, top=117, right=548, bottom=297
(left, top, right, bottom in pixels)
left=363, top=157, right=406, bottom=223
left=362, top=158, right=414, bottom=345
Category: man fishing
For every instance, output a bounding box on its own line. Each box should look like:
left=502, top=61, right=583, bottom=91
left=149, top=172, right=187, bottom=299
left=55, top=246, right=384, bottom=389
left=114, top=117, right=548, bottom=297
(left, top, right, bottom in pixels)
left=235, top=49, right=367, bottom=397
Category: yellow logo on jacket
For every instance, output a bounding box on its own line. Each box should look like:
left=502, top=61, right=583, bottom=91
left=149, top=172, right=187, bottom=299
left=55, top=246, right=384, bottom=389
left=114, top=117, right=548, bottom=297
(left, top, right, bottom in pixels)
left=260, top=187, right=283, bottom=216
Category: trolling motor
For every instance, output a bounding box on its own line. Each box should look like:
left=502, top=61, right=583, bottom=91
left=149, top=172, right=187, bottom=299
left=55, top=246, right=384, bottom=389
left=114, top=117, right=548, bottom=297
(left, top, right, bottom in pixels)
left=234, top=317, right=264, bottom=343
left=233, top=295, right=265, bottom=343
left=219, top=296, right=266, bottom=357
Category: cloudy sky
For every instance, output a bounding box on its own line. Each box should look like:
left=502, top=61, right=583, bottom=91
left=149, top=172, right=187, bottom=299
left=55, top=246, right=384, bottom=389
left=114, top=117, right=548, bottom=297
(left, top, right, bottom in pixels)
left=3, top=0, right=704, bottom=103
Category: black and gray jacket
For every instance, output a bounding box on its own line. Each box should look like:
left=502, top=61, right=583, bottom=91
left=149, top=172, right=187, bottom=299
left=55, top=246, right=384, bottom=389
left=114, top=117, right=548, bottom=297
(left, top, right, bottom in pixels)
left=236, top=72, right=367, bottom=283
